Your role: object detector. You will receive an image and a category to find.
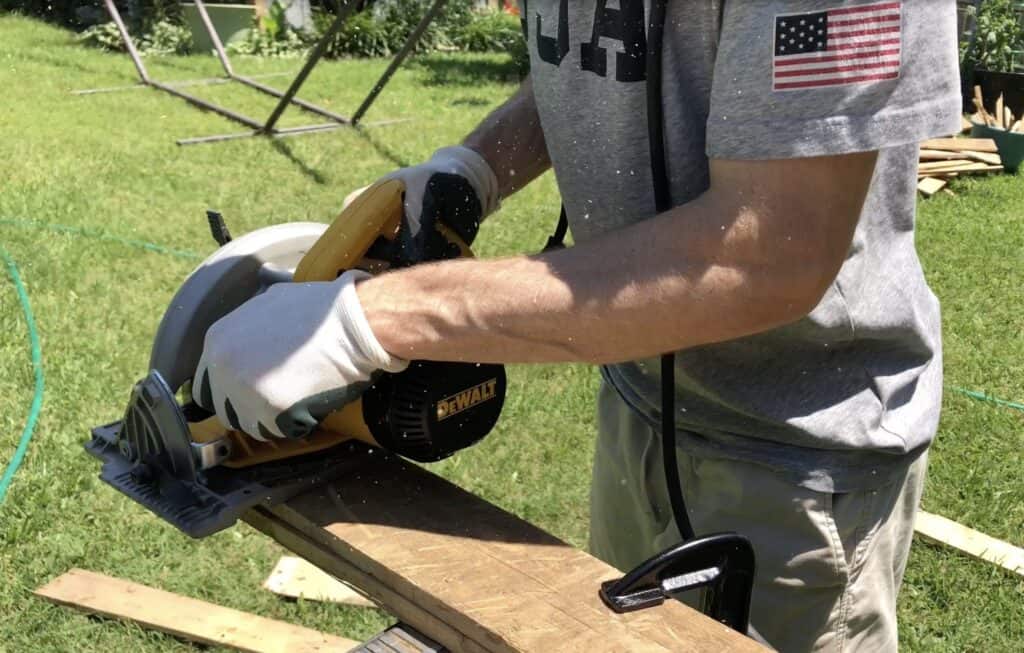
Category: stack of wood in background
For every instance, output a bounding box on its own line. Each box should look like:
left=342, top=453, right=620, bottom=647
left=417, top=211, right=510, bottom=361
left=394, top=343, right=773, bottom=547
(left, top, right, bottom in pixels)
left=916, top=86, right=1023, bottom=198
left=918, top=138, right=1002, bottom=197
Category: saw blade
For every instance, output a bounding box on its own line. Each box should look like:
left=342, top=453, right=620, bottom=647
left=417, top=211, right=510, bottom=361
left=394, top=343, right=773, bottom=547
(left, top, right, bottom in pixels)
left=149, top=222, right=327, bottom=394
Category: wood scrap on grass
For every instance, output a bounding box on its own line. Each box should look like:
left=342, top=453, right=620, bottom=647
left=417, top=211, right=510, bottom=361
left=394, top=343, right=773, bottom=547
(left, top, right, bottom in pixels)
left=915, top=512, right=1024, bottom=578
left=916, top=177, right=947, bottom=197
left=34, top=568, right=358, bottom=653
left=264, top=555, right=376, bottom=607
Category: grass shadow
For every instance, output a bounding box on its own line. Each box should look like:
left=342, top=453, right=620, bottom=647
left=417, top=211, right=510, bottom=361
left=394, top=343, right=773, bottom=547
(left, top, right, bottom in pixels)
left=352, top=125, right=411, bottom=168
left=270, top=139, right=328, bottom=185
left=16, top=46, right=134, bottom=78
left=410, top=55, right=524, bottom=87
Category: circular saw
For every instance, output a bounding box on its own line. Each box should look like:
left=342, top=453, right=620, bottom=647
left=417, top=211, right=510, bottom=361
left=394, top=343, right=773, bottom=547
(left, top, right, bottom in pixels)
left=86, top=180, right=507, bottom=537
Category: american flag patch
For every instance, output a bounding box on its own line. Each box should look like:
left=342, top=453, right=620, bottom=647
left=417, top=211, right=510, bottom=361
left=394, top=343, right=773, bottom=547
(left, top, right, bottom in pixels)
left=772, top=1, right=902, bottom=91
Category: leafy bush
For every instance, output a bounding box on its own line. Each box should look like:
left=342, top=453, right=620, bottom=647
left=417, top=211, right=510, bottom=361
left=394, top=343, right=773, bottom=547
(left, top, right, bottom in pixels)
left=963, top=0, right=1024, bottom=72
left=372, top=0, right=474, bottom=53
left=318, top=9, right=393, bottom=58
left=453, top=9, right=528, bottom=75
left=315, top=0, right=527, bottom=67
left=227, top=28, right=309, bottom=57
left=139, top=19, right=192, bottom=55
left=76, top=21, right=125, bottom=51
left=77, top=18, right=191, bottom=55
left=452, top=9, right=521, bottom=53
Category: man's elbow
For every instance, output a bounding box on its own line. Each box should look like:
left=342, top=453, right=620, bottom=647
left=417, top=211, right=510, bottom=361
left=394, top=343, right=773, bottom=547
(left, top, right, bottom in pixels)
left=758, top=255, right=845, bottom=325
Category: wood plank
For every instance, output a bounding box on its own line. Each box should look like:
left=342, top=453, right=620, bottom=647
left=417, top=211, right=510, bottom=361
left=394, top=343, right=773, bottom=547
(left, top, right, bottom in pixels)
left=917, top=161, right=1002, bottom=175
left=244, top=450, right=764, bottom=653
left=917, top=177, right=946, bottom=196
left=246, top=508, right=494, bottom=653
left=917, top=161, right=990, bottom=173
left=996, top=94, right=1005, bottom=128
left=35, top=569, right=358, bottom=653
left=919, top=148, right=1000, bottom=166
left=265, top=555, right=376, bottom=607
left=960, top=150, right=1002, bottom=166
left=915, top=511, right=1024, bottom=578
left=919, top=149, right=969, bottom=161
left=921, top=138, right=998, bottom=154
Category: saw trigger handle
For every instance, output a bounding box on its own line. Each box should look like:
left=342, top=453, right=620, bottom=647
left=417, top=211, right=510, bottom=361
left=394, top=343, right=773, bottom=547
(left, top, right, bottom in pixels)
left=293, top=179, right=405, bottom=282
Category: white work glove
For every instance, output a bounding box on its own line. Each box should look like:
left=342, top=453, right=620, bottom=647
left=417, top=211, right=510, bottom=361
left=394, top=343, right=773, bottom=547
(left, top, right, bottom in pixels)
left=349, top=146, right=500, bottom=265
left=192, top=270, right=407, bottom=441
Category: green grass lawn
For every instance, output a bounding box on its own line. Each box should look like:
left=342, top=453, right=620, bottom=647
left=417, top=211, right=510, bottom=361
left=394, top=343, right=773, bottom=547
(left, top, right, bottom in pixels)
left=1, top=15, right=1021, bottom=652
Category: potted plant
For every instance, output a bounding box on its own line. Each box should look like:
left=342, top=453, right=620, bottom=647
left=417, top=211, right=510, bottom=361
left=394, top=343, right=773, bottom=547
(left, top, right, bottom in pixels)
left=962, top=0, right=1024, bottom=112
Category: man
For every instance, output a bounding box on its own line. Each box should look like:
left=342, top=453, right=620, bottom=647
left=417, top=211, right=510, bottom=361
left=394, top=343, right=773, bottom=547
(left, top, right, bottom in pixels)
left=194, top=1, right=962, bottom=649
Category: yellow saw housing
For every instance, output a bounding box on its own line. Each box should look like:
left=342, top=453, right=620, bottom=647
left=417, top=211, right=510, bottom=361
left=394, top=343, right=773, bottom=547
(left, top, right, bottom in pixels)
left=190, top=179, right=473, bottom=468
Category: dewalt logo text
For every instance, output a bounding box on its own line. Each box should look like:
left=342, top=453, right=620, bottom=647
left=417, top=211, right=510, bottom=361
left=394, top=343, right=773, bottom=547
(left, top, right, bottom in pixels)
left=436, top=379, right=499, bottom=421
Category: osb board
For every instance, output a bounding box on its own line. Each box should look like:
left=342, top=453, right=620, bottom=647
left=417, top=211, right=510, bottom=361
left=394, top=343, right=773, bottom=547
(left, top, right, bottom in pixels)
left=244, top=450, right=763, bottom=653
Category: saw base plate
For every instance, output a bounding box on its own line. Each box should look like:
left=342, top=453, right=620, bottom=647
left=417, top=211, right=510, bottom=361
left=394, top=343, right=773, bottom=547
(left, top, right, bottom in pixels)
left=86, top=371, right=374, bottom=538
left=87, top=422, right=371, bottom=537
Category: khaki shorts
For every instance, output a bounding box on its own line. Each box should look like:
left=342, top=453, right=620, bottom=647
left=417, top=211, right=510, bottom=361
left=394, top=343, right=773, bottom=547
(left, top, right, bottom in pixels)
left=589, top=382, right=927, bottom=653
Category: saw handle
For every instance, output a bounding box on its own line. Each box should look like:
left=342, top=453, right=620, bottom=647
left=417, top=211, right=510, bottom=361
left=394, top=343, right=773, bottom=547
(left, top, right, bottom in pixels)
left=293, top=179, right=405, bottom=282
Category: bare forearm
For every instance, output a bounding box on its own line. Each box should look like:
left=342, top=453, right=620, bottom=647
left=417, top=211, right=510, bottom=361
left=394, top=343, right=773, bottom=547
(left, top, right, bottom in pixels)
left=463, top=77, right=551, bottom=199
left=358, top=154, right=875, bottom=364
left=359, top=211, right=785, bottom=365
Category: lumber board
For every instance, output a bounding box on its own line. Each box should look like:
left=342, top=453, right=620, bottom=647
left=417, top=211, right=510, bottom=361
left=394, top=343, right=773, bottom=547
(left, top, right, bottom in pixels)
left=917, top=161, right=1002, bottom=175
left=919, top=149, right=969, bottom=161
left=915, top=511, right=1024, bottom=578
left=265, top=555, right=376, bottom=607
left=960, top=150, right=1002, bottom=166
left=917, top=177, right=946, bottom=196
left=921, top=138, right=998, bottom=154
left=244, top=449, right=764, bottom=653
left=34, top=569, right=358, bottom=653
left=919, top=149, right=1003, bottom=166
left=918, top=160, right=974, bottom=172
left=973, top=85, right=986, bottom=118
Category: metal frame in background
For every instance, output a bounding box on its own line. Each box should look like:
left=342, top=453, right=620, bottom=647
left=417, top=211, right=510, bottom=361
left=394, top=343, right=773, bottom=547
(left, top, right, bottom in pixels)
left=98, top=0, right=446, bottom=145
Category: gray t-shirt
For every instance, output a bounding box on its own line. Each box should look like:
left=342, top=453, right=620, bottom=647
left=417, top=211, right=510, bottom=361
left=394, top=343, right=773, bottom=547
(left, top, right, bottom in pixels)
left=518, top=0, right=962, bottom=492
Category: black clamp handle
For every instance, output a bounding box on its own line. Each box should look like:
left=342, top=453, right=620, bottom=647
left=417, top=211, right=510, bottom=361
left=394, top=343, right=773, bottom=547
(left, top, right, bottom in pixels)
left=599, top=532, right=755, bottom=634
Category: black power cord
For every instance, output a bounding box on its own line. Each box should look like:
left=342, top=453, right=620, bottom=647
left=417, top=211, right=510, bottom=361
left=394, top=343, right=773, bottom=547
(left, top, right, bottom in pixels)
left=597, top=4, right=756, bottom=633
left=647, top=0, right=696, bottom=543
left=543, top=0, right=703, bottom=543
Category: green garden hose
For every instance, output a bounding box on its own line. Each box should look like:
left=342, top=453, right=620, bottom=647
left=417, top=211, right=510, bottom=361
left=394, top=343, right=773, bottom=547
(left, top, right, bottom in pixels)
left=951, top=386, right=1024, bottom=412
left=0, top=218, right=198, bottom=506
left=0, top=218, right=201, bottom=261
left=0, top=246, right=44, bottom=505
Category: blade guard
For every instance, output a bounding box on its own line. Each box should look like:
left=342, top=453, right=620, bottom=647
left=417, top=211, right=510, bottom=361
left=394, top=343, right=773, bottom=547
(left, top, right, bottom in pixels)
left=86, top=370, right=366, bottom=538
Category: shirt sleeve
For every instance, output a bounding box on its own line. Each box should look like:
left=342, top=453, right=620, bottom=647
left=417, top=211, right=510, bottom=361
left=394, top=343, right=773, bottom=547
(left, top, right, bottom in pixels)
left=706, top=0, right=963, bottom=160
